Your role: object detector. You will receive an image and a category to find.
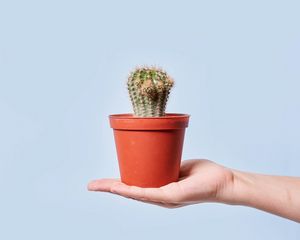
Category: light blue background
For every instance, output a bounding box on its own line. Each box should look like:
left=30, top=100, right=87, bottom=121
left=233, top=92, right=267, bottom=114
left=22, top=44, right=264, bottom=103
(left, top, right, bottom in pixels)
left=0, top=0, right=299, bottom=239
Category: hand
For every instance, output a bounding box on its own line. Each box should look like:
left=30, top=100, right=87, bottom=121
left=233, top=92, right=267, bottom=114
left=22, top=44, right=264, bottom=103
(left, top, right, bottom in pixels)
left=88, top=159, right=235, bottom=208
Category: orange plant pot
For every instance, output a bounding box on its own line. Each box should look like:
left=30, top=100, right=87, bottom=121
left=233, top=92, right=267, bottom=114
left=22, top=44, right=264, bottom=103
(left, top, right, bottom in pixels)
left=109, top=113, right=190, bottom=188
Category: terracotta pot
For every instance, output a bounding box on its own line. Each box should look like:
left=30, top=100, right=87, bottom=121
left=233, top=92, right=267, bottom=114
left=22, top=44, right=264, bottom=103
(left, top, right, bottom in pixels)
left=109, top=113, right=190, bottom=188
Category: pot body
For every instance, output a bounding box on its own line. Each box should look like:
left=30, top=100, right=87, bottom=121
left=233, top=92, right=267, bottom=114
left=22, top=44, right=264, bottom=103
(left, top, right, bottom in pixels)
left=109, top=113, right=190, bottom=187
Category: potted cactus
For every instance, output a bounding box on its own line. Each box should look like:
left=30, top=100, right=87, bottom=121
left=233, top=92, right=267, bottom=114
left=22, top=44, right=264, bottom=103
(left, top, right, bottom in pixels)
left=109, top=66, right=190, bottom=187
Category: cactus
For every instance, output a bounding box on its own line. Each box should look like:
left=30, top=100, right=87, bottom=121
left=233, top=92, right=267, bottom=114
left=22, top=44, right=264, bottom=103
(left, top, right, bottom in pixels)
left=127, top=66, right=174, bottom=117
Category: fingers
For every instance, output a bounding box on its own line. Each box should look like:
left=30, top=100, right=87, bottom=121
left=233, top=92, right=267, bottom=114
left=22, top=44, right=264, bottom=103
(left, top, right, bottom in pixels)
left=87, top=178, right=123, bottom=192
left=88, top=179, right=187, bottom=208
left=89, top=178, right=188, bottom=207
left=139, top=199, right=184, bottom=209
left=111, top=184, right=168, bottom=203
left=87, top=179, right=166, bottom=202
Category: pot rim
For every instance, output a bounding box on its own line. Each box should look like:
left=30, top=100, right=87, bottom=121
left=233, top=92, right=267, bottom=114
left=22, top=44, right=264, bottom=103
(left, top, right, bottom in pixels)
left=109, top=113, right=190, bottom=119
left=109, top=113, right=190, bottom=130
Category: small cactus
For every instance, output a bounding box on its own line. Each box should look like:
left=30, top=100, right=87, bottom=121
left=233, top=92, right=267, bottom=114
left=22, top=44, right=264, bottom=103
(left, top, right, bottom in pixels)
left=127, top=66, right=174, bottom=117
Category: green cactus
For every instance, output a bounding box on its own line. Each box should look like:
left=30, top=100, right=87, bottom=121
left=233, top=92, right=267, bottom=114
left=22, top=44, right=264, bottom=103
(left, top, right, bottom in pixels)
left=127, top=66, right=174, bottom=117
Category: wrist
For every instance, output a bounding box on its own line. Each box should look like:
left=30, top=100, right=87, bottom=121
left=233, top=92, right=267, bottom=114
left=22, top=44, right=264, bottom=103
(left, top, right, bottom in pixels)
left=221, top=169, right=300, bottom=222
left=217, top=169, right=254, bottom=206
left=230, top=170, right=254, bottom=205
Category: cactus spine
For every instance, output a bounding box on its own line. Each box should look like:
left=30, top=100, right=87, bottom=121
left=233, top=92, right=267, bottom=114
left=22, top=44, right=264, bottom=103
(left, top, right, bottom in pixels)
left=127, top=66, right=174, bottom=117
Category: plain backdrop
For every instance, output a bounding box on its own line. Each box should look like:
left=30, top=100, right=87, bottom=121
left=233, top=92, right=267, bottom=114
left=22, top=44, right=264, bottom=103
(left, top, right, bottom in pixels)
left=0, top=0, right=299, bottom=239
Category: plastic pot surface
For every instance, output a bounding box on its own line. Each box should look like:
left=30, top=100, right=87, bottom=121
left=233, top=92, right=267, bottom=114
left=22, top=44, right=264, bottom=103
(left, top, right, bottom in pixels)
left=109, top=113, right=190, bottom=188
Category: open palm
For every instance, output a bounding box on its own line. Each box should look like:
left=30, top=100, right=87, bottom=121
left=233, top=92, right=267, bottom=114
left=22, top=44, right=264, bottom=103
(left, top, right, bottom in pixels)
left=88, top=159, right=234, bottom=208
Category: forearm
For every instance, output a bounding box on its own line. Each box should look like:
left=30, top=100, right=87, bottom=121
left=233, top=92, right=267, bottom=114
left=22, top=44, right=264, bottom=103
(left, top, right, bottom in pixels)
left=224, top=170, right=300, bottom=222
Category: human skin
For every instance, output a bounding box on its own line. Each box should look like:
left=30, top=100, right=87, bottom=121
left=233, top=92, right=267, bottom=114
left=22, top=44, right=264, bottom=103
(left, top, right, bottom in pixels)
left=88, top=159, right=300, bottom=223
